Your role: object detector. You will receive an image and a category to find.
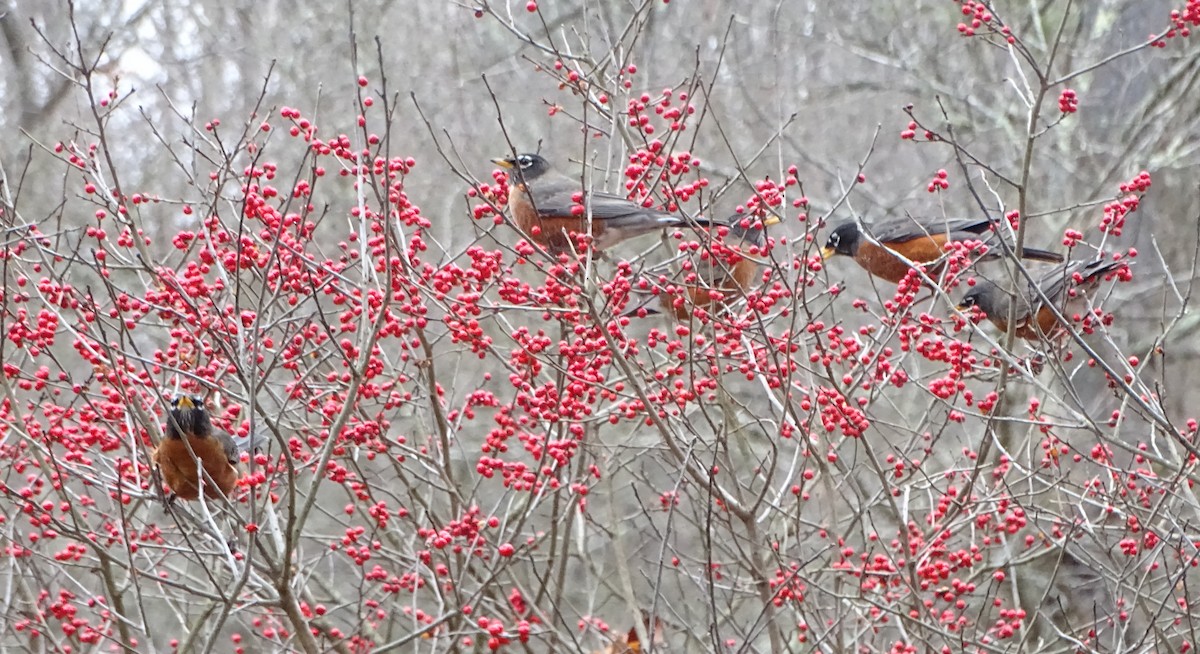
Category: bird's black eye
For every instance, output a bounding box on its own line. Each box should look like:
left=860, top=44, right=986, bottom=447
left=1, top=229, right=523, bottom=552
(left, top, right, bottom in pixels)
left=829, top=233, right=839, bottom=245
left=518, top=155, right=533, bottom=169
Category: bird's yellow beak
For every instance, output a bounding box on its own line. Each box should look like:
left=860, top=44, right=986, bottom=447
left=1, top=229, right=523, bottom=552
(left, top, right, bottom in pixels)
left=491, top=158, right=514, bottom=169
left=821, top=246, right=836, bottom=260
left=955, top=304, right=968, bottom=312
left=762, top=215, right=782, bottom=227
left=176, top=396, right=195, bottom=409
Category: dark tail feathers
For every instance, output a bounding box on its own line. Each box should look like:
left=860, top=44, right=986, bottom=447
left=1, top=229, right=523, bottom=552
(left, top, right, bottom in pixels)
left=1018, top=247, right=1064, bottom=263
left=678, top=215, right=712, bottom=228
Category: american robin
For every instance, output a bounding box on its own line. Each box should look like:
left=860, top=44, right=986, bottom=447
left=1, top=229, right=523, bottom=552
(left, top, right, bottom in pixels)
left=957, top=258, right=1125, bottom=340
left=589, top=610, right=665, bottom=654
left=821, top=218, right=1064, bottom=284
left=662, top=213, right=780, bottom=318
left=492, top=153, right=709, bottom=255
left=153, top=395, right=240, bottom=502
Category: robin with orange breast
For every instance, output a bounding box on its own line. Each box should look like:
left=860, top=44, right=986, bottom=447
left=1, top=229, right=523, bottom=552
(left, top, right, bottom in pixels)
left=661, top=213, right=780, bottom=319
left=957, top=258, right=1126, bottom=341
left=492, top=153, right=709, bottom=256
left=153, top=395, right=240, bottom=503
left=822, top=217, right=1064, bottom=284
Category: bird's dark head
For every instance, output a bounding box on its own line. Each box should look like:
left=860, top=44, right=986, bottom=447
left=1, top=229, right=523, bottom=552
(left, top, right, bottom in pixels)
left=822, top=222, right=861, bottom=259
left=166, top=395, right=212, bottom=439
left=957, top=279, right=999, bottom=315
left=724, top=213, right=781, bottom=247
left=491, top=153, right=552, bottom=181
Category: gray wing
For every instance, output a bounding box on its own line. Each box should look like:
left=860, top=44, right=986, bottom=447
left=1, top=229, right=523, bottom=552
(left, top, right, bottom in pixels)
left=869, top=217, right=992, bottom=243
left=531, top=178, right=683, bottom=227
left=229, top=429, right=261, bottom=454
left=215, top=430, right=240, bottom=466
left=1037, top=259, right=1120, bottom=305
left=1037, top=261, right=1083, bottom=304
left=1003, top=282, right=1038, bottom=322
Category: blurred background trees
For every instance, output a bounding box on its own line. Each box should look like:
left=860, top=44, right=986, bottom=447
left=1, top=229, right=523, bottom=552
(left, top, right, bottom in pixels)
left=1, top=0, right=1198, bottom=652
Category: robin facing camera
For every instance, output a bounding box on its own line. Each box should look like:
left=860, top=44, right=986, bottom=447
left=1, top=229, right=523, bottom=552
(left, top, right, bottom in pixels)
left=153, top=395, right=240, bottom=503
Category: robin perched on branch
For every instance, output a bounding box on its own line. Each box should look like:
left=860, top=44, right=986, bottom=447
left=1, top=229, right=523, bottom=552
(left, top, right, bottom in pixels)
left=589, top=610, right=666, bottom=654
left=661, top=213, right=780, bottom=319
left=153, top=395, right=241, bottom=503
left=821, top=217, right=1064, bottom=284
left=492, top=153, right=709, bottom=256
left=957, top=258, right=1126, bottom=341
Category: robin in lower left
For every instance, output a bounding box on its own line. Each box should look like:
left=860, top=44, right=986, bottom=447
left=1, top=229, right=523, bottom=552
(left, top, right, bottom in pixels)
left=660, top=213, right=780, bottom=318
left=492, top=153, right=709, bottom=256
left=153, top=395, right=241, bottom=503
left=957, top=258, right=1126, bottom=340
